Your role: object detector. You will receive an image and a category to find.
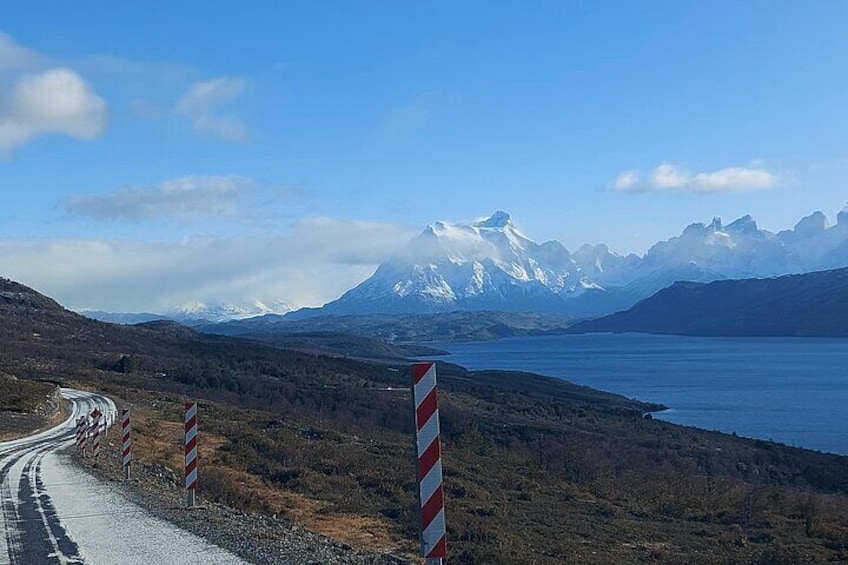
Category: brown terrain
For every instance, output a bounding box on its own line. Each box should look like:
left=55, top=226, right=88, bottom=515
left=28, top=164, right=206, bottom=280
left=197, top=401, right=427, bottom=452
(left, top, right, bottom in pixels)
left=1, top=277, right=848, bottom=564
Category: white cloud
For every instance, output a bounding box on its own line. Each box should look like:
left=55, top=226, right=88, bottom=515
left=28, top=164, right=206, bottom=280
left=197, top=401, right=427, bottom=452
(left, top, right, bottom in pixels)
left=64, top=175, right=250, bottom=222
left=177, top=76, right=247, bottom=114
left=613, top=170, right=639, bottom=191
left=690, top=166, right=780, bottom=191
left=176, top=76, right=249, bottom=142
left=0, top=68, right=107, bottom=155
left=0, top=31, right=42, bottom=70
left=0, top=219, right=417, bottom=312
left=614, top=162, right=780, bottom=193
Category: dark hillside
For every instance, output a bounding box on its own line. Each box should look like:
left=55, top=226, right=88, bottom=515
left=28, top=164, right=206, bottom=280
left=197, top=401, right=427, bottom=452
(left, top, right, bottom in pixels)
left=2, top=278, right=848, bottom=563
left=203, top=310, right=571, bottom=343
left=569, top=267, right=848, bottom=337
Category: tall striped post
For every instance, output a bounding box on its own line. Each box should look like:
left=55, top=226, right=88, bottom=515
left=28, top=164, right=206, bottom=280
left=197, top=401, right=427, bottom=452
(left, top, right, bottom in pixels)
left=411, top=362, right=447, bottom=564
left=121, top=409, right=132, bottom=480
left=75, top=416, right=87, bottom=453
left=184, top=402, right=198, bottom=507
left=89, top=408, right=102, bottom=458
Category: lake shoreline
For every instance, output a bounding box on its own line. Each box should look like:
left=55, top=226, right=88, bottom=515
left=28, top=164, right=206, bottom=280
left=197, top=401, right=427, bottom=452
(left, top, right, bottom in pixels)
left=435, top=332, right=848, bottom=457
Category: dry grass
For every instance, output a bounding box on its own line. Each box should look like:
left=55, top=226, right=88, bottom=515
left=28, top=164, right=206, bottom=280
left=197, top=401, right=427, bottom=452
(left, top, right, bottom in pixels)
left=110, top=389, right=415, bottom=557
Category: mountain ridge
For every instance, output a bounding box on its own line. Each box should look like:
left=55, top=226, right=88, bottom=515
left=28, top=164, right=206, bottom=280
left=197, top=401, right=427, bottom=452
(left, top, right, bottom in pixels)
left=289, top=207, right=848, bottom=319
left=567, top=266, right=848, bottom=337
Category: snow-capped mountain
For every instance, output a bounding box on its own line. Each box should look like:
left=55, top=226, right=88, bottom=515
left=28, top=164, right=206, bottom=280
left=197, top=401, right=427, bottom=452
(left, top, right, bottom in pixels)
left=85, top=207, right=848, bottom=323
left=317, top=211, right=598, bottom=314
left=301, top=207, right=848, bottom=318
left=169, top=300, right=291, bottom=323
left=81, top=299, right=291, bottom=325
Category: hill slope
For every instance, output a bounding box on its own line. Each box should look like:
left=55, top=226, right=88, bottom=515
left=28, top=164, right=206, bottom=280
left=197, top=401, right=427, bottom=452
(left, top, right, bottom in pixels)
left=3, top=276, right=848, bottom=563
left=569, top=267, right=848, bottom=336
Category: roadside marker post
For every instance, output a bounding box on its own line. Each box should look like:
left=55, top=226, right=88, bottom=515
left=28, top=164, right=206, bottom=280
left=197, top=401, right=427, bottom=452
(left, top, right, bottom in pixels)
left=121, top=408, right=132, bottom=480
left=184, top=402, right=198, bottom=507
left=74, top=416, right=87, bottom=454
left=411, top=362, right=447, bottom=564
left=89, top=408, right=102, bottom=458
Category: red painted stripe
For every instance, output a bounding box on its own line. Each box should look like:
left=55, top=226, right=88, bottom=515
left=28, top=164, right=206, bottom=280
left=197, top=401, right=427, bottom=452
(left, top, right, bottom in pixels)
left=185, top=436, right=197, bottom=454
left=420, top=484, right=444, bottom=529
left=416, top=387, right=438, bottom=429
left=185, top=417, right=196, bottom=433
left=418, top=437, right=441, bottom=479
left=425, top=535, right=447, bottom=559
left=186, top=458, right=197, bottom=474
left=122, top=447, right=131, bottom=457
left=411, top=362, right=433, bottom=385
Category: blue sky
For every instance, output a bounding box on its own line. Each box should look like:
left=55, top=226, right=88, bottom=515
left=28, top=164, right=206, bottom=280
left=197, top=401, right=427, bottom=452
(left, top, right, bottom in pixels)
left=2, top=2, right=847, bottom=311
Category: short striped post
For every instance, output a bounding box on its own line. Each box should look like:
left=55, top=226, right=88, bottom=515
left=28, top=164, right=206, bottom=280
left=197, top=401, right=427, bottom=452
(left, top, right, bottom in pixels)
left=74, top=416, right=87, bottom=453
left=121, top=409, right=132, bottom=480
left=411, top=362, right=447, bottom=563
left=89, top=408, right=102, bottom=458
left=184, top=402, right=198, bottom=507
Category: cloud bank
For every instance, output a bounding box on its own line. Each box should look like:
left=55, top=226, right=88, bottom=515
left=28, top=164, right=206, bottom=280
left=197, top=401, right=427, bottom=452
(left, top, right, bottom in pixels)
left=613, top=162, right=780, bottom=193
left=64, top=175, right=250, bottom=222
left=0, top=218, right=416, bottom=312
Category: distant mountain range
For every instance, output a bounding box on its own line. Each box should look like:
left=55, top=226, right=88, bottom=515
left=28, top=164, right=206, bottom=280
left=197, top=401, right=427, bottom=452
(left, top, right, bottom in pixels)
left=568, top=267, right=848, bottom=337
left=76, top=207, right=848, bottom=323
left=290, top=208, right=848, bottom=319
left=81, top=299, right=291, bottom=325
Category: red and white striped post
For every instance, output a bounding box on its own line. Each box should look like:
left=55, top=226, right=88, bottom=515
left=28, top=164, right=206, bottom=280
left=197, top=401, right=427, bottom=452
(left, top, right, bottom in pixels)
left=184, top=402, right=198, bottom=507
left=89, top=408, right=102, bottom=458
left=74, top=416, right=87, bottom=453
left=121, top=408, right=132, bottom=480
left=411, top=362, right=447, bottom=564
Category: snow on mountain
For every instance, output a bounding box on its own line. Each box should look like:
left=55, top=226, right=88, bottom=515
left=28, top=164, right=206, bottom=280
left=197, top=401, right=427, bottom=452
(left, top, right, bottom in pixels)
left=307, top=207, right=848, bottom=318
left=778, top=208, right=848, bottom=271
left=319, top=211, right=594, bottom=314
left=168, top=300, right=292, bottom=323
left=86, top=206, right=848, bottom=322
left=640, top=215, right=791, bottom=280
left=572, top=243, right=641, bottom=287
left=81, top=299, right=291, bottom=325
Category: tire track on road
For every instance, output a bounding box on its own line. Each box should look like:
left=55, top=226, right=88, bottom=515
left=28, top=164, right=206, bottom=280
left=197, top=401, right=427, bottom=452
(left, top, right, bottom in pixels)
left=0, top=390, right=107, bottom=565
left=16, top=446, right=84, bottom=564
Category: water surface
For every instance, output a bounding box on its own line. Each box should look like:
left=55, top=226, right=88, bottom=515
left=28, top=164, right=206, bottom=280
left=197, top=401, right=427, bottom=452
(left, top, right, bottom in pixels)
left=437, top=333, right=848, bottom=456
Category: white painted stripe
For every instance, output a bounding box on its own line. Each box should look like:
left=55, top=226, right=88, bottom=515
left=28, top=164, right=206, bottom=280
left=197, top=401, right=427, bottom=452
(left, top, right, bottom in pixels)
left=185, top=445, right=197, bottom=464
left=421, top=508, right=446, bottom=549
left=186, top=468, right=198, bottom=487
left=416, top=410, right=440, bottom=456
left=413, top=365, right=437, bottom=406
left=418, top=458, right=443, bottom=505
left=185, top=403, right=197, bottom=421
left=185, top=425, right=197, bottom=444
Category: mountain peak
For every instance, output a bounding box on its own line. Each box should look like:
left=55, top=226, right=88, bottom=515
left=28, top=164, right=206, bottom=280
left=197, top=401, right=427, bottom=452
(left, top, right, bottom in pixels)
left=474, top=211, right=513, bottom=229
left=793, top=211, right=828, bottom=235
left=727, top=214, right=758, bottom=233
left=838, top=203, right=848, bottom=226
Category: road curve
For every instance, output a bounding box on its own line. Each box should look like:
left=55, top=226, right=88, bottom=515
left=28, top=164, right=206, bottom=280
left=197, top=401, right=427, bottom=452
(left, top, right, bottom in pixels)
left=0, top=388, right=247, bottom=565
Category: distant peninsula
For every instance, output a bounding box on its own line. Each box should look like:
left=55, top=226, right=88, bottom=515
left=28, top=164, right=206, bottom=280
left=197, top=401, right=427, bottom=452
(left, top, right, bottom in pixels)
left=568, top=267, right=848, bottom=337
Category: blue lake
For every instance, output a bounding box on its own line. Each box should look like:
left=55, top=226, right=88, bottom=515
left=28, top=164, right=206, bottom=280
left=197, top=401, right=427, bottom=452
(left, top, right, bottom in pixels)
left=436, top=333, right=848, bottom=456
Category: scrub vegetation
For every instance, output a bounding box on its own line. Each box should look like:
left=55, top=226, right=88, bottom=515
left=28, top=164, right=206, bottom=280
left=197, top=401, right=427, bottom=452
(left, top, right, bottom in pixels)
left=2, top=278, right=847, bottom=563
